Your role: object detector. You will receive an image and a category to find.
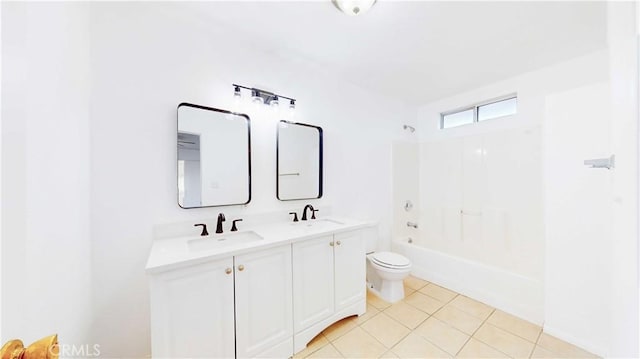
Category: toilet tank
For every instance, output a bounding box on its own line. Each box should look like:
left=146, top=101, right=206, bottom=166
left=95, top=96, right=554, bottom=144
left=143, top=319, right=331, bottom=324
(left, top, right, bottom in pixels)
left=363, top=225, right=379, bottom=253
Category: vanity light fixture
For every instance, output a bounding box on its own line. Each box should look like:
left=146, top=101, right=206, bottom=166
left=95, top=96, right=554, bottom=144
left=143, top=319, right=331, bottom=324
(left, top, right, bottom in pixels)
left=232, top=84, right=296, bottom=112
left=331, top=0, right=377, bottom=16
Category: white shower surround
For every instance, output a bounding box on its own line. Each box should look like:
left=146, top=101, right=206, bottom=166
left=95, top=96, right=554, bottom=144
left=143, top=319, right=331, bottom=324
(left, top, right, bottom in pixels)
left=392, top=50, right=611, bottom=338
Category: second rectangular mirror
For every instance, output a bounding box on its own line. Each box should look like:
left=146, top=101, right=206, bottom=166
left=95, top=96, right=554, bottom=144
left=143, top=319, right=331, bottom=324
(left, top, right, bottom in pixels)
left=277, top=121, right=323, bottom=201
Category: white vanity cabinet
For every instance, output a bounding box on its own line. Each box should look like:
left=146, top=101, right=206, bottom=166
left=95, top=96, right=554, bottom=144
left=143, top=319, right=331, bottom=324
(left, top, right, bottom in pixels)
left=334, top=230, right=367, bottom=310
left=149, top=257, right=236, bottom=358
left=292, top=230, right=366, bottom=352
left=149, top=244, right=293, bottom=359
left=292, top=235, right=335, bottom=332
left=147, top=221, right=372, bottom=359
left=234, top=245, right=293, bottom=358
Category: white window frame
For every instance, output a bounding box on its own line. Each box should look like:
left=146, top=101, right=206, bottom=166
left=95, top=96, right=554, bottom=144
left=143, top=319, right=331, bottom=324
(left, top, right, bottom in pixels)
left=440, top=93, right=517, bottom=129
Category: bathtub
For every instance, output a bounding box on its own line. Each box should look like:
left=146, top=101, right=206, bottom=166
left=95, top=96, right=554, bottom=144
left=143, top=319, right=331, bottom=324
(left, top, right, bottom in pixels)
left=391, top=236, right=544, bottom=325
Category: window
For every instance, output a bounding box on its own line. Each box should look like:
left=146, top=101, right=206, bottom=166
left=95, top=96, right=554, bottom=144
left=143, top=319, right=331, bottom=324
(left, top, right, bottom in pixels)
left=441, top=109, right=474, bottom=129
left=440, top=95, right=517, bottom=129
left=478, top=97, right=517, bottom=122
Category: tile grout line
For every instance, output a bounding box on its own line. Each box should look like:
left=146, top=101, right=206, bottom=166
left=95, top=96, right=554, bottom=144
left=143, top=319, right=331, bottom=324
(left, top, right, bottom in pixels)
left=453, top=307, right=496, bottom=357
left=529, top=327, right=544, bottom=359
left=534, top=327, right=543, bottom=345
left=379, top=280, right=439, bottom=354
left=326, top=342, right=344, bottom=359
left=328, top=304, right=408, bottom=358
left=364, top=282, right=435, bottom=357
left=362, top=310, right=417, bottom=352
left=461, top=306, right=548, bottom=351
left=299, top=332, right=331, bottom=359
left=479, top=322, right=536, bottom=359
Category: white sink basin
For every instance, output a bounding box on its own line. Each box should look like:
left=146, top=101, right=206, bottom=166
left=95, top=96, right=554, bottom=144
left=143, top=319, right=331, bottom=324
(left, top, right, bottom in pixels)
left=188, top=231, right=263, bottom=252
left=292, top=218, right=345, bottom=228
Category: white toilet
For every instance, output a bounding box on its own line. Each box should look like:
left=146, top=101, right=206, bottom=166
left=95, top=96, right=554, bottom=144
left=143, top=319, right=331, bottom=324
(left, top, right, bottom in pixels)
left=365, top=233, right=412, bottom=303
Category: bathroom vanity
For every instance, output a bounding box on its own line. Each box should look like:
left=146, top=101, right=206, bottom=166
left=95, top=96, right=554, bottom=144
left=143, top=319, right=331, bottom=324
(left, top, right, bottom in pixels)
left=146, top=217, right=374, bottom=358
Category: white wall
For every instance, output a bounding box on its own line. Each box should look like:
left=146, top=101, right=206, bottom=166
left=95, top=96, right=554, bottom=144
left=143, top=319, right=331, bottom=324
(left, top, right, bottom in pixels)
left=542, top=6, right=640, bottom=355
left=410, top=50, right=609, bottom=326
left=1, top=1, right=92, bottom=348
left=607, top=2, right=639, bottom=356
left=0, top=0, right=4, bottom=342
left=543, top=82, right=611, bottom=356
left=88, top=3, right=415, bottom=357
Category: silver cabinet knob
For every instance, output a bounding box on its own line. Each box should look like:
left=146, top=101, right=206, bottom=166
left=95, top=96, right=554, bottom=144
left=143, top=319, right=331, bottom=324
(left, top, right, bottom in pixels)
left=336, top=241, right=341, bottom=246
left=238, top=264, right=245, bottom=271
left=225, top=268, right=232, bottom=275
left=329, top=242, right=334, bottom=247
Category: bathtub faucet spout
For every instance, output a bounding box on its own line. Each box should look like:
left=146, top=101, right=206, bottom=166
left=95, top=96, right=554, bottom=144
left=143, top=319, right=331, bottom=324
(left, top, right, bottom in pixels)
left=407, top=221, right=418, bottom=229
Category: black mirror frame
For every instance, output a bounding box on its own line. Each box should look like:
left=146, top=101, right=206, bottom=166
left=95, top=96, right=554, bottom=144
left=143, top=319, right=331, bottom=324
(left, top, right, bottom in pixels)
left=276, top=120, right=323, bottom=201
left=177, top=102, right=252, bottom=209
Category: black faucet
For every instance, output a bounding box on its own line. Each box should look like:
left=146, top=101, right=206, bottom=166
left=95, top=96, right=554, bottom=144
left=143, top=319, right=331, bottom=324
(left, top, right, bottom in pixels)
left=216, top=213, right=226, bottom=234
left=301, top=204, right=315, bottom=221
left=231, top=219, right=243, bottom=232
left=194, top=223, right=208, bottom=236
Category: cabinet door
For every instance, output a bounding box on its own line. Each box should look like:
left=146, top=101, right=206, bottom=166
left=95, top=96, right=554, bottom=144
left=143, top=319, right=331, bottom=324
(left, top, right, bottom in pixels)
left=334, top=230, right=366, bottom=310
left=292, top=235, right=335, bottom=332
left=149, top=258, right=235, bottom=358
left=235, top=245, right=293, bottom=359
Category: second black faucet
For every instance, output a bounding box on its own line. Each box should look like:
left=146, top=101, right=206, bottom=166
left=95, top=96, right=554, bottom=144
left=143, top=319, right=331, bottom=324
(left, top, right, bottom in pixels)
left=301, top=204, right=319, bottom=221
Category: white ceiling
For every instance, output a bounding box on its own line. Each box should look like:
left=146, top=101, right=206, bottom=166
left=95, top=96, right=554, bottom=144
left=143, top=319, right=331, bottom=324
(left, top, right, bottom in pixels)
left=180, top=1, right=608, bottom=105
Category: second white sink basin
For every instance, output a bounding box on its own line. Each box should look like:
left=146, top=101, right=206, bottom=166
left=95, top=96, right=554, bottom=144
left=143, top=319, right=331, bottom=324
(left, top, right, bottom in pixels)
left=188, top=231, right=263, bottom=252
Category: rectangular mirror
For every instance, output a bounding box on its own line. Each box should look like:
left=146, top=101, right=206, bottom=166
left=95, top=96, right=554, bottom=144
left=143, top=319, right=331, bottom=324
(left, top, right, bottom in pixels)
left=277, top=121, right=323, bottom=201
left=178, top=103, right=251, bottom=208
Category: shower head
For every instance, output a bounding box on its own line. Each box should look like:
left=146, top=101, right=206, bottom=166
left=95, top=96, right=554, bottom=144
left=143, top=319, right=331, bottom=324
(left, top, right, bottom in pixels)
left=403, top=125, right=415, bottom=133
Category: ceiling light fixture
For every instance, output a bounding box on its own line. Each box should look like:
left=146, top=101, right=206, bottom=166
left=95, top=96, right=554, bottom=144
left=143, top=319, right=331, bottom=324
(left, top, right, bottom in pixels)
left=331, top=0, right=377, bottom=16
left=233, top=84, right=296, bottom=112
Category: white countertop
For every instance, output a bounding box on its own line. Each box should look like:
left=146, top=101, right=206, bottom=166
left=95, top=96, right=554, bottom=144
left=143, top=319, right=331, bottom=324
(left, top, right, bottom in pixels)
left=146, top=217, right=375, bottom=274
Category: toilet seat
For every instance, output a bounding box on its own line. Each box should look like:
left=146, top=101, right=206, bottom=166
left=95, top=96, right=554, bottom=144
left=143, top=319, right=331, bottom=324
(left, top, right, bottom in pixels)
left=370, top=252, right=411, bottom=269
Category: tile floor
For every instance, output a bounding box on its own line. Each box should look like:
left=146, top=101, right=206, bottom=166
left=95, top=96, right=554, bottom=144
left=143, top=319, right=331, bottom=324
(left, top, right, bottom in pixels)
left=294, top=276, right=599, bottom=359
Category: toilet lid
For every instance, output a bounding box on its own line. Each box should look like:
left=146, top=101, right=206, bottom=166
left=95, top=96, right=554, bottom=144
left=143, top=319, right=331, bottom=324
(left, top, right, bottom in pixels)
left=371, top=252, right=411, bottom=269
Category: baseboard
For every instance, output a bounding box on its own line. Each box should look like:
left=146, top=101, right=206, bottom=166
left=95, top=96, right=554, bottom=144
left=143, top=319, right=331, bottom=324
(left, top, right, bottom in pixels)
left=393, top=242, right=544, bottom=325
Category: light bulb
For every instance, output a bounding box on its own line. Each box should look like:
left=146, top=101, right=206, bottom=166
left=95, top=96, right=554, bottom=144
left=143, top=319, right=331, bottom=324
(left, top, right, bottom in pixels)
left=286, top=99, right=296, bottom=119
left=232, top=86, right=242, bottom=111
left=270, top=95, right=280, bottom=108
left=252, top=89, right=263, bottom=104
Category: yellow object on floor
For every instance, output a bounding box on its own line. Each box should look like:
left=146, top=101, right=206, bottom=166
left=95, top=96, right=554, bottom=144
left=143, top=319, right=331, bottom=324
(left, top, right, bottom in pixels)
left=0, top=335, right=58, bottom=359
